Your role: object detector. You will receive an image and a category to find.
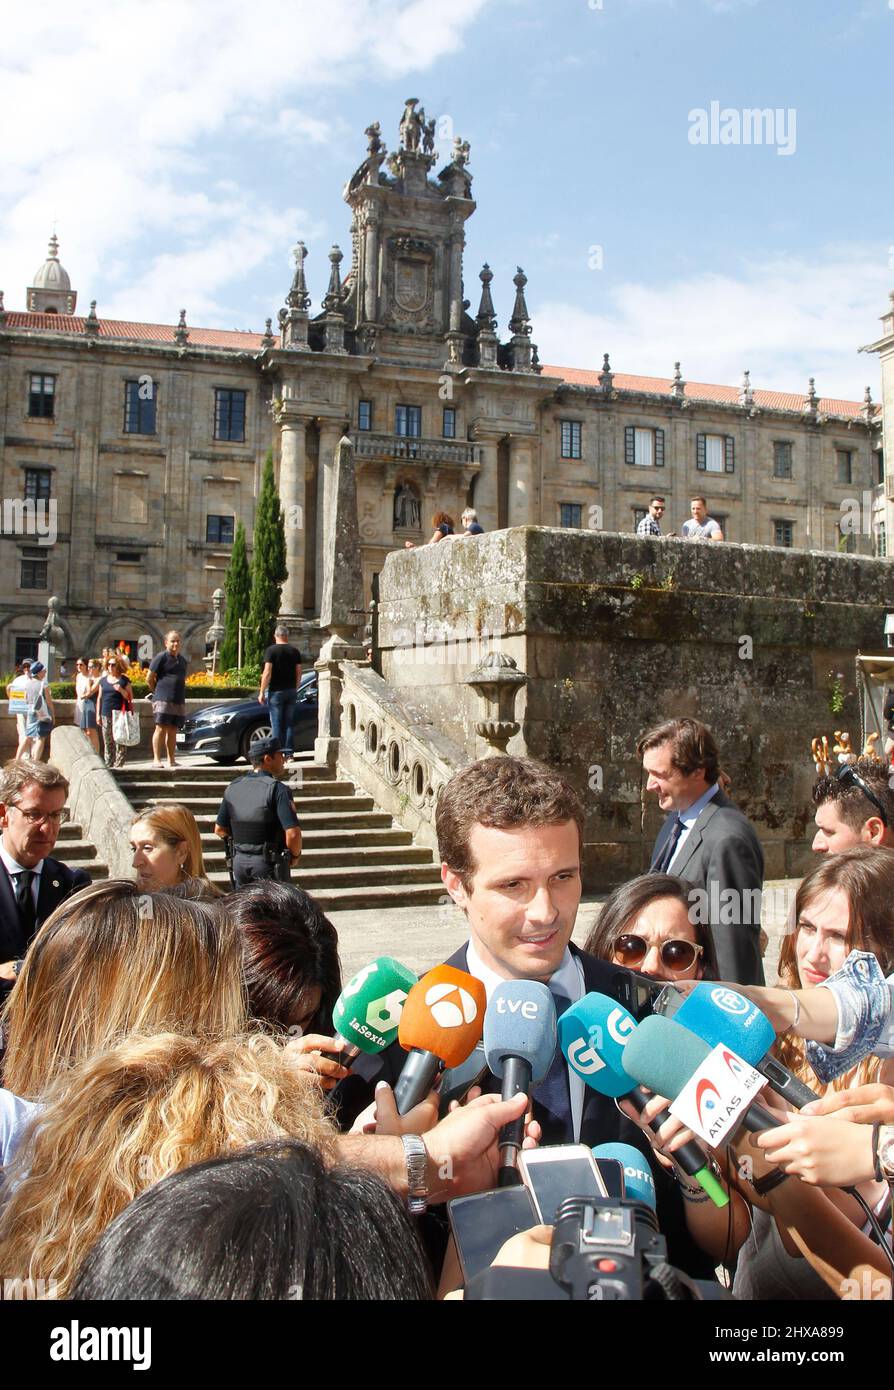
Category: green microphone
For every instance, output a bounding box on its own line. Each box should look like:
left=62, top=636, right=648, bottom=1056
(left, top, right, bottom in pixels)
left=332, top=956, right=418, bottom=1062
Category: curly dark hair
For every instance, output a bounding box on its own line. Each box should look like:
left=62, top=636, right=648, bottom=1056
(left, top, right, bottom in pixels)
left=811, top=757, right=894, bottom=832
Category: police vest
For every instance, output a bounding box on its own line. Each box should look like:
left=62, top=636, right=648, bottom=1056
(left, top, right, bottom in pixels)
left=221, top=773, right=285, bottom=850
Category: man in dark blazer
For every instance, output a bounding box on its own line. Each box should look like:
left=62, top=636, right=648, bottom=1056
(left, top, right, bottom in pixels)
left=0, top=759, right=91, bottom=995
left=332, top=756, right=721, bottom=1281
left=639, top=717, right=765, bottom=985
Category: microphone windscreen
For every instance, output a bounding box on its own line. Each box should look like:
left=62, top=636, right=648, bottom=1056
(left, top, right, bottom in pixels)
left=398, top=965, right=486, bottom=1067
left=622, top=1014, right=712, bottom=1097
left=483, top=981, right=557, bottom=1083
left=332, top=956, right=418, bottom=1054
left=558, top=992, right=638, bottom=1097
left=673, top=983, right=775, bottom=1064
left=591, top=1142, right=657, bottom=1211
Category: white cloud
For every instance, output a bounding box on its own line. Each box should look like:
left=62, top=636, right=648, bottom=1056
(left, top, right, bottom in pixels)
left=0, top=0, right=490, bottom=325
left=535, top=246, right=891, bottom=400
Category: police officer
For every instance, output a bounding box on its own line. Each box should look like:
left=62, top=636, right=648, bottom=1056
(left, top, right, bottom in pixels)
left=213, top=736, right=302, bottom=888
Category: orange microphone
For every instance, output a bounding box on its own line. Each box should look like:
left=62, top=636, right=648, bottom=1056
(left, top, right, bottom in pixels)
left=394, top=965, right=487, bottom=1114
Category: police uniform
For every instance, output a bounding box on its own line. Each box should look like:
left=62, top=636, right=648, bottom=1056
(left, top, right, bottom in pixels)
left=215, top=737, right=300, bottom=887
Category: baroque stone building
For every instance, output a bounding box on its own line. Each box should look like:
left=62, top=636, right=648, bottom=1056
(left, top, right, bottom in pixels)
left=0, top=99, right=886, bottom=670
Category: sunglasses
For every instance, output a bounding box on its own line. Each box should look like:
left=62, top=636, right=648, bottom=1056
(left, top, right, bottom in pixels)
left=612, top=933, right=704, bottom=973
left=836, top=764, right=888, bottom=826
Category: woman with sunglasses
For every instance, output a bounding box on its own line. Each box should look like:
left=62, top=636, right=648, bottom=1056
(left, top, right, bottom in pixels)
left=583, top=874, right=748, bottom=1268
left=74, top=658, right=101, bottom=755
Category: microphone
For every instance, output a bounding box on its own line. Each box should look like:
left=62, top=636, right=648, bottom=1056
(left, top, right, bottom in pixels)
left=622, top=1014, right=780, bottom=1136
left=331, top=956, right=418, bottom=1062
left=394, top=966, right=486, bottom=1114
left=591, top=1142, right=657, bottom=1211
left=661, top=982, right=820, bottom=1109
left=558, top=992, right=728, bottom=1206
left=483, top=981, right=556, bottom=1186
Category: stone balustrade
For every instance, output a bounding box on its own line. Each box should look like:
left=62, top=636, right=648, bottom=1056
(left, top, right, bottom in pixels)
left=351, top=431, right=480, bottom=468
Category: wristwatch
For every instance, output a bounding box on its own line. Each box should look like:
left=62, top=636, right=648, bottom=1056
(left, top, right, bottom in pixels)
left=874, top=1124, right=894, bottom=1183
left=401, top=1134, right=429, bottom=1215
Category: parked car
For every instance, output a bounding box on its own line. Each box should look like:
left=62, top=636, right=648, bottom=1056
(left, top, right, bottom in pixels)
left=176, top=673, right=318, bottom=763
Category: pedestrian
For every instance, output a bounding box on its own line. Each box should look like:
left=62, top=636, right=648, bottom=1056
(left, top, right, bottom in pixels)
left=74, top=657, right=101, bottom=755
left=20, top=661, right=54, bottom=761
left=213, top=736, right=302, bottom=887
left=403, top=511, right=455, bottom=549
left=636, top=496, right=667, bottom=538
left=258, top=625, right=302, bottom=761
left=148, top=630, right=188, bottom=769
left=681, top=496, right=723, bottom=541
left=97, top=655, right=134, bottom=770
left=458, top=508, right=484, bottom=536
left=6, top=659, right=32, bottom=753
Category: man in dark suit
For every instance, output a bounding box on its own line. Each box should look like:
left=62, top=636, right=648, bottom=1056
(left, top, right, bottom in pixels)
left=0, top=759, right=91, bottom=994
left=332, top=756, right=721, bottom=1279
left=639, top=717, right=765, bottom=985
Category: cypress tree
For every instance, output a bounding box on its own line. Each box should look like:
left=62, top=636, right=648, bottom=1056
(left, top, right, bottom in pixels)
left=246, top=450, right=287, bottom=666
left=220, top=519, right=250, bottom=672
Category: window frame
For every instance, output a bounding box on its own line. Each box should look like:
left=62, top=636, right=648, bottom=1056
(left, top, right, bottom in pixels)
left=395, top=404, right=422, bottom=438
left=559, top=502, right=583, bottom=529
left=560, top=420, right=582, bottom=460
left=214, top=388, right=247, bottom=443
left=773, top=518, right=794, bottom=549
left=123, top=378, right=158, bottom=436
left=697, top=432, right=735, bottom=474
left=358, top=399, right=373, bottom=432
left=20, top=556, right=49, bottom=590
left=206, top=514, right=235, bottom=546
left=23, top=468, right=52, bottom=502
left=772, top=440, right=793, bottom=480
left=835, top=448, right=854, bottom=486
left=442, top=407, right=457, bottom=439
left=28, top=373, right=56, bottom=419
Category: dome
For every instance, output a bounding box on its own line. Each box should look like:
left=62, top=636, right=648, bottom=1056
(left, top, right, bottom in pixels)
left=32, top=234, right=71, bottom=292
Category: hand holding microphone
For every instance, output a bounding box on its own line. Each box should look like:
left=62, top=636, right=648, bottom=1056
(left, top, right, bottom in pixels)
left=483, top=981, right=557, bottom=1186
left=394, top=965, right=486, bottom=1114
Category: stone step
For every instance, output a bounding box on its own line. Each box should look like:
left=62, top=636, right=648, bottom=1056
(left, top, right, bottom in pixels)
left=118, top=778, right=355, bottom=799
left=200, top=845, right=434, bottom=869
left=213, top=863, right=443, bottom=889
left=189, top=809, right=396, bottom=832
left=118, top=760, right=327, bottom=783
left=204, top=875, right=447, bottom=911
left=53, top=839, right=102, bottom=862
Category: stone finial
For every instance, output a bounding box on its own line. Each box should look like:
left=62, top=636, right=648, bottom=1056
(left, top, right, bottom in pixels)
left=862, top=385, right=874, bottom=422
left=599, top=352, right=613, bottom=392
left=365, top=121, right=385, bottom=158
left=322, top=245, right=344, bottom=313
left=84, top=299, right=99, bottom=336
left=260, top=317, right=275, bottom=349
left=287, top=241, right=311, bottom=311
left=803, top=376, right=818, bottom=414
left=670, top=361, right=686, bottom=400
left=38, top=595, right=65, bottom=653
left=464, top=650, right=528, bottom=757
left=739, top=369, right=754, bottom=406
left=319, top=433, right=364, bottom=635
left=476, top=263, right=497, bottom=332
left=175, top=308, right=189, bottom=345
left=508, top=267, right=531, bottom=337
left=0, top=290, right=6, bottom=325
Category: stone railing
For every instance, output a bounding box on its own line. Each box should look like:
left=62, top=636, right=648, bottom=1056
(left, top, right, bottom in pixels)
left=47, top=726, right=136, bottom=880
left=351, top=431, right=480, bottom=468
left=337, top=663, right=470, bottom=852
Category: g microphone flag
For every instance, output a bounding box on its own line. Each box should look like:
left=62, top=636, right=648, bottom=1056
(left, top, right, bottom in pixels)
left=331, top=956, right=417, bottom=1055
left=558, top=992, right=638, bottom=1097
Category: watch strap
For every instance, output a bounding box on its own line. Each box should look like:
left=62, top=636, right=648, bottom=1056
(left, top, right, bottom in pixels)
left=401, top=1134, right=429, bottom=1215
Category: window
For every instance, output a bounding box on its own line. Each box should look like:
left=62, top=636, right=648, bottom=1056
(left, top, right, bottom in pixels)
left=214, top=389, right=247, bottom=442
left=358, top=399, right=372, bottom=432
left=206, top=515, right=235, bottom=545
left=560, top=420, right=582, bottom=459
left=24, top=468, right=52, bottom=501
left=713, top=513, right=729, bottom=541
left=123, top=379, right=157, bottom=434
left=876, top=522, right=887, bottom=559
left=697, top=433, right=734, bottom=473
left=28, top=373, right=55, bottom=419
left=21, top=552, right=48, bottom=589
left=836, top=449, right=853, bottom=486
left=624, top=426, right=665, bottom=468
left=559, top=503, right=583, bottom=528
left=874, top=450, right=884, bottom=486
left=773, top=441, right=793, bottom=479
left=632, top=507, right=648, bottom=529
left=443, top=407, right=456, bottom=439
left=115, top=551, right=142, bottom=563
left=15, top=636, right=39, bottom=665
left=395, top=405, right=422, bottom=437
left=773, top=519, right=794, bottom=548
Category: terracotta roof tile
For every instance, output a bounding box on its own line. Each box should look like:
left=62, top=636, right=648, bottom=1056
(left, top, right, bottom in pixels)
left=3, top=311, right=265, bottom=350
left=540, top=363, right=876, bottom=419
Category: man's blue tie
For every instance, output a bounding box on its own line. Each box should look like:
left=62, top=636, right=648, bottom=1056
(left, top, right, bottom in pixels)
left=652, top=813, right=683, bottom=873
left=534, top=991, right=571, bottom=1135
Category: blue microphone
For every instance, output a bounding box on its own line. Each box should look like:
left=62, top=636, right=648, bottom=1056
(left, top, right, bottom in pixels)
left=665, top=982, right=820, bottom=1109
left=484, top=981, right=556, bottom=1185
left=592, top=1142, right=657, bottom=1212
left=559, top=992, right=728, bottom=1208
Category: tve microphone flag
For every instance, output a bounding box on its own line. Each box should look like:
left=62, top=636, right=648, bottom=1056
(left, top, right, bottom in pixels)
left=559, top=992, right=728, bottom=1207
left=394, top=966, right=486, bottom=1114
left=331, top=956, right=418, bottom=1059
left=483, top=981, right=556, bottom=1185
left=591, top=1142, right=657, bottom=1212
left=665, top=982, right=820, bottom=1109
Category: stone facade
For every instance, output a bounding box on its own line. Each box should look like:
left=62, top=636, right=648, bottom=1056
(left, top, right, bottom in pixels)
left=0, top=101, right=885, bottom=670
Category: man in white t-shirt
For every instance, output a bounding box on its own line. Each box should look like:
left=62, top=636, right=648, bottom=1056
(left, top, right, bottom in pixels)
left=6, top=661, right=32, bottom=753
left=681, top=496, right=723, bottom=541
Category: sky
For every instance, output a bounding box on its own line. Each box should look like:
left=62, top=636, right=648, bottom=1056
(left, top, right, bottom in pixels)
left=2, top=0, right=892, bottom=399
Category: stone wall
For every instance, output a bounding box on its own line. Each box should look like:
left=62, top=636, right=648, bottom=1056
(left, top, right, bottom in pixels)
left=376, top=527, right=894, bottom=888
left=48, top=726, right=135, bottom=879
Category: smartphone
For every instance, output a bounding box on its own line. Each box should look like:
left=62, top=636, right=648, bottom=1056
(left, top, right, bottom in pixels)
left=518, top=1145, right=610, bottom=1224
left=611, top=968, right=663, bottom=1023
left=438, top=1042, right=488, bottom=1117
left=651, top=983, right=686, bottom=1019
left=593, top=1156, right=625, bottom=1201
left=447, top=1186, right=538, bottom=1284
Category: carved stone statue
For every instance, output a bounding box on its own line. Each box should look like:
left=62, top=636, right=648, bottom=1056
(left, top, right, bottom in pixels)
left=365, top=121, right=385, bottom=158
left=399, top=98, right=424, bottom=153
left=394, top=483, right=421, bottom=530
left=452, top=137, right=471, bottom=167
left=422, top=117, right=436, bottom=155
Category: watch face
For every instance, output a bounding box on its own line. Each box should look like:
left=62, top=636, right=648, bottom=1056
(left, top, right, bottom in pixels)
left=879, top=1127, right=894, bottom=1177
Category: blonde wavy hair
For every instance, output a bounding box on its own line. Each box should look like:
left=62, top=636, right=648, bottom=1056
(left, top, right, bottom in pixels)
left=130, top=802, right=214, bottom=888
left=1, top=880, right=246, bottom=1099
left=0, top=1032, right=335, bottom=1298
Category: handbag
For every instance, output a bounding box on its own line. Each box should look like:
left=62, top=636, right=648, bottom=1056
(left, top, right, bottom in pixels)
left=112, top=690, right=140, bottom=746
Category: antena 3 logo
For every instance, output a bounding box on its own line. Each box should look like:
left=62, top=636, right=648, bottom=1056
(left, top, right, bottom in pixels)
left=425, top=981, right=478, bottom=1029
left=710, top=987, right=750, bottom=1016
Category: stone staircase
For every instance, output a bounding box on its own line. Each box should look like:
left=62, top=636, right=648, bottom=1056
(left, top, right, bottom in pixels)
left=115, top=755, right=445, bottom=911
left=57, top=818, right=110, bottom=880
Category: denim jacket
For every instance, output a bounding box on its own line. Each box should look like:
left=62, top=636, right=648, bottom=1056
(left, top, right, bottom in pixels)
left=806, top=950, right=894, bottom=1083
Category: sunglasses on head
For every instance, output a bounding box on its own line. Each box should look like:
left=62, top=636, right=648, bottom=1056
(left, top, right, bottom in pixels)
left=612, top=933, right=703, bottom=973
left=835, top=764, right=889, bottom=826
